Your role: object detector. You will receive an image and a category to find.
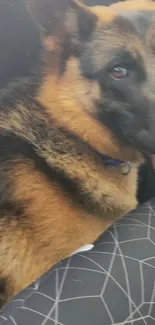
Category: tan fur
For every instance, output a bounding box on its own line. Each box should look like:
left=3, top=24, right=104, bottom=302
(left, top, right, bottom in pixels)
left=1, top=154, right=137, bottom=300
left=109, top=0, right=155, bottom=12
left=38, top=60, right=142, bottom=162
left=0, top=0, right=155, bottom=305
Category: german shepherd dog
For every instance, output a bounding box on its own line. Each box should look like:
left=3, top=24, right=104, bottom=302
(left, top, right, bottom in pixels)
left=0, top=0, right=155, bottom=305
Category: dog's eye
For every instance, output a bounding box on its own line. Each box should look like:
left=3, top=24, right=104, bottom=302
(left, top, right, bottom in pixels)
left=110, top=66, right=128, bottom=79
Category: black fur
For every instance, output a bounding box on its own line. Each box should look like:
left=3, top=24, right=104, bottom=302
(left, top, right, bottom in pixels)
left=0, top=123, right=117, bottom=220
left=114, top=11, right=155, bottom=39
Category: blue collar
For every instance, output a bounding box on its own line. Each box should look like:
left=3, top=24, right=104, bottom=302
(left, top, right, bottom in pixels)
left=99, top=154, right=131, bottom=175
left=100, top=154, right=125, bottom=167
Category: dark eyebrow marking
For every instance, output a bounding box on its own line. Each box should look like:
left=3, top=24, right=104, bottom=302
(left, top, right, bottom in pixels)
left=114, top=10, right=154, bottom=39
left=105, top=50, right=141, bottom=70
left=80, top=49, right=142, bottom=81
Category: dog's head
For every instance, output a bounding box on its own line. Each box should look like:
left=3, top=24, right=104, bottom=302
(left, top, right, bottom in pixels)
left=27, top=0, right=155, bottom=159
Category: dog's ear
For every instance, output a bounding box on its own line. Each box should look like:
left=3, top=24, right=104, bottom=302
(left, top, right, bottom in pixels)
left=26, top=0, right=97, bottom=46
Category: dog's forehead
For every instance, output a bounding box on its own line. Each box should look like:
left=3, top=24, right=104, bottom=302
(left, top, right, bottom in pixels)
left=113, top=10, right=155, bottom=38
left=80, top=8, right=155, bottom=75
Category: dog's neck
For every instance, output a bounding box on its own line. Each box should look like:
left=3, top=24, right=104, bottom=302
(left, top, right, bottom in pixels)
left=35, top=73, right=142, bottom=165
left=0, top=73, right=141, bottom=219
left=0, top=70, right=142, bottom=168
left=98, top=153, right=131, bottom=175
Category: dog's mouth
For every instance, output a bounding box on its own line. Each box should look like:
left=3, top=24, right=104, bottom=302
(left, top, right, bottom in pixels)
left=98, top=99, right=155, bottom=168
left=130, top=129, right=155, bottom=155
left=127, top=129, right=155, bottom=170
left=116, top=125, right=155, bottom=170
left=102, top=110, right=155, bottom=155
left=99, top=153, right=132, bottom=175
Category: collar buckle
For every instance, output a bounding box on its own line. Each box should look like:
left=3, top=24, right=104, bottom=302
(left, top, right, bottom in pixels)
left=119, top=161, right=131, bottom=175
left=101, top=154, right=131, bottom=175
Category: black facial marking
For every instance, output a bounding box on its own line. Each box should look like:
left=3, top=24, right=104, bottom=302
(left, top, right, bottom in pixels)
left=79, top=7, right=155, bottom=154
left=114, top=10, right=155, bottom=39
left=80, top=46, right=146, bottom=84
